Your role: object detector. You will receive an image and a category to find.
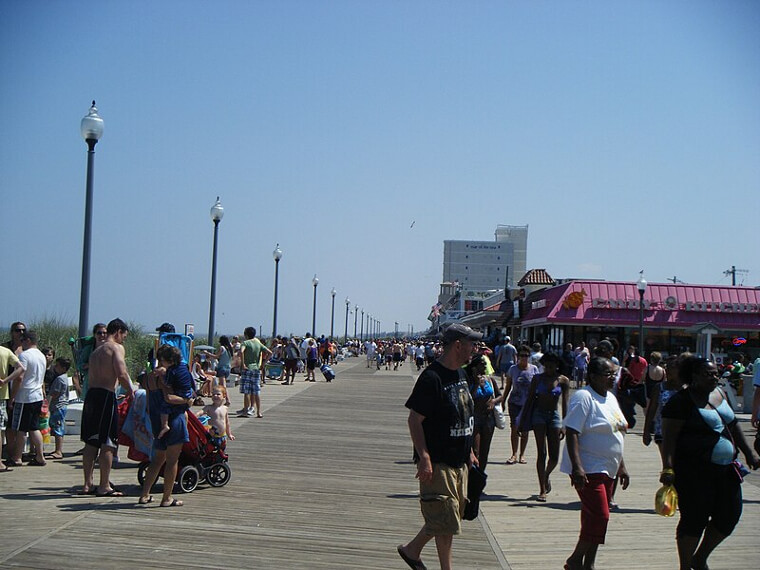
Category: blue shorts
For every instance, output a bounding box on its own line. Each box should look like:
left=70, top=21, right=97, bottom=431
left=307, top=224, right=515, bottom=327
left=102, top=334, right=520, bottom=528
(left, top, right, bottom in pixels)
left=49, top=407, right=67, bottom=437
left=240, top=369, right=261, bottom=395
left=153, top=412, right=189, bottom=451
left=217, top=366, right=231, bottom=379
left=531, top=408, right=562, bottom=429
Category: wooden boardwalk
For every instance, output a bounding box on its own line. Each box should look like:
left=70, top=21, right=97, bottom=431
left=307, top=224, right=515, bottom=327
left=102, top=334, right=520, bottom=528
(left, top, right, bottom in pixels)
left=1, top=357, right=758, bottom=569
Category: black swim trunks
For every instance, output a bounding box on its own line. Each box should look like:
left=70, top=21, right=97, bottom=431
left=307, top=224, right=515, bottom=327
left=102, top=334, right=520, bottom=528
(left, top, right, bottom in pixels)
left=80, top=387, right=119, bottom=449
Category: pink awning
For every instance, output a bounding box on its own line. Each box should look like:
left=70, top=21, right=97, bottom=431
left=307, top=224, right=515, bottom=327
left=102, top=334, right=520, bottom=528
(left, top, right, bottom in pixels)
left=521, top=281, right=760, bottom=331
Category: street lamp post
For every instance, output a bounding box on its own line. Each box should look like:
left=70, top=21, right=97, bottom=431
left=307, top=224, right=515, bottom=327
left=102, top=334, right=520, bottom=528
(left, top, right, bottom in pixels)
left=636, top=271, right=648, bottom=357
left=207, top=197, right=225, bottom=343
left=360, top=309, right=364, bottom=342
left=272, top=245, right=282, bottom=338
left=311, top=275, right=319, bottom=336
left=344, top=298, right=350, bottom=345
left=78, top=101, right=104, bottom=339
left=354, top=305, right=358, bottom=339
left=330, top=288, right=336, bottom=339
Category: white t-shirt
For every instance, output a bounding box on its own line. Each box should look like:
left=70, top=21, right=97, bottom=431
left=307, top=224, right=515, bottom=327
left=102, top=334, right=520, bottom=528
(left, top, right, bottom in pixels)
left=415, top=346, right=425, bottom=358
left=15, top=347, right=46, bottom=403
left=560, top=386, right=628, bottom=478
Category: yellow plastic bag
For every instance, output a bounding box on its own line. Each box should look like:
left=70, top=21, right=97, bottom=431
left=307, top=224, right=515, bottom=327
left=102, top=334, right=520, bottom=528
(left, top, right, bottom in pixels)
left=655, top=484, right=678, bottom=517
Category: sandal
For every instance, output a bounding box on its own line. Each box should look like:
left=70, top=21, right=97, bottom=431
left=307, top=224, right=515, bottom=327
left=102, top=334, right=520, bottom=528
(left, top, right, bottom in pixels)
left=518, top=457, right=527, bottom=464
left=506, top=456, right=517, bottom=465
left=96, top=489, right=125, bottom=497
left=397, top=545, right=427, bottom=570
left=27, top=458, right=47, bottom=466
left=138, top=495, right=154, bottom=505
left=160, top=498, right=183, bottom=507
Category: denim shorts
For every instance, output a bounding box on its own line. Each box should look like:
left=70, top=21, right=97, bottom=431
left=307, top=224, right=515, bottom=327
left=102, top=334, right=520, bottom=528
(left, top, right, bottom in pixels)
left=532, top=407, right=562, bottom=429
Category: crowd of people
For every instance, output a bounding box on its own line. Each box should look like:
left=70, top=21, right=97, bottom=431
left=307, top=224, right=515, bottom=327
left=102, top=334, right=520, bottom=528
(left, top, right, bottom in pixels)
left=397, top=323, right=760, bottom=570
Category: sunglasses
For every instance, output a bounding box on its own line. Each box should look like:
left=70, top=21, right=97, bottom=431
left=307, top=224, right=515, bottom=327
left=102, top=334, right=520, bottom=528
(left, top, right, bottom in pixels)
left=13, top=328, right=26, bottom=333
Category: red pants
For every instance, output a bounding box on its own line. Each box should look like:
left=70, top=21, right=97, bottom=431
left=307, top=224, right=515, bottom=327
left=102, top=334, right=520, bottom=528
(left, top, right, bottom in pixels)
left=576, top=473, right=614, bottom=544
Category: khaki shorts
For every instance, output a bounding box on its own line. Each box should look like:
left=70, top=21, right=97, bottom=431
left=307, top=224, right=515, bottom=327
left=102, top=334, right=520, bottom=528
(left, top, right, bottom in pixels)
left=420, top=463, right=468, bottom=536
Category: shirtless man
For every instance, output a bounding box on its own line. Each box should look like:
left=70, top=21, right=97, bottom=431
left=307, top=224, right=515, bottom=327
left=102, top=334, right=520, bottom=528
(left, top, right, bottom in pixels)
left=79, top=318, right=134, bottom=496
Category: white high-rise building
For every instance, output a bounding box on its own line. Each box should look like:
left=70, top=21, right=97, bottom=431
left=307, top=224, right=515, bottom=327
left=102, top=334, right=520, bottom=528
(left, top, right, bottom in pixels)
left=443, top=225, right=528, bottom=291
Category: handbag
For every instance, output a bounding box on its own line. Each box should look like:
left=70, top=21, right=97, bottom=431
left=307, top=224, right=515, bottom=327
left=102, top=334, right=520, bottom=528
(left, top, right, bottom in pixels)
left=654, top=484, right=678, bottom=517
left=463, top=464, right=488, bottom=520
left=493, top=402, right=506, bottom=430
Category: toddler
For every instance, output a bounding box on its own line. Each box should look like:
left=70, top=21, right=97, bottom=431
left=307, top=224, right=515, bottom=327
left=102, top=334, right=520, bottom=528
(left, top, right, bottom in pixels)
left=198, top=386, right=234, bottom=449
left=47, top=357, right=71, bottom=459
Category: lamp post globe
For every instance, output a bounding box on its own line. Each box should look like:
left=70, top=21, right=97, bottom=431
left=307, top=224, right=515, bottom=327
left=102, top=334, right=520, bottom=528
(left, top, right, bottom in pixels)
left=207, top=197, right=224, bottom=344
left=77, top=101, right=104, bottom=339
left=330, top=288, right=336, bottom=339
left=272, top=245, right=283, bottom=338
left=311, top=275, right=319, bottom=336
left=636, top=271, right=648, bottom=357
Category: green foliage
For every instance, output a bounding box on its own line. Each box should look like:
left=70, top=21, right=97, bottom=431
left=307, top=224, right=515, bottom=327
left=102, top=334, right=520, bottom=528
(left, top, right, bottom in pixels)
left=0, top=319, right=156, bottom=380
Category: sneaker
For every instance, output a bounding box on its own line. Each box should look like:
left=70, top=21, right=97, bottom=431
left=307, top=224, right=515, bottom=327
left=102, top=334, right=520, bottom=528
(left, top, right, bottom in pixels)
left=235, top=408, right=247, bottom=416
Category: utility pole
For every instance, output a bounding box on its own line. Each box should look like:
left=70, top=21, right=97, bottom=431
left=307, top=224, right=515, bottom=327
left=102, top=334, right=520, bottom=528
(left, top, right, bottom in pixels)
left=724, top=265, right=749, bottom=286
left=666, top=276, right=684, bottom=284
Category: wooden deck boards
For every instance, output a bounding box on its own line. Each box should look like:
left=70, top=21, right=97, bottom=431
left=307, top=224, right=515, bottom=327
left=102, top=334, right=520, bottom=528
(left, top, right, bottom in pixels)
left=1, top=358, right=758, bottom=569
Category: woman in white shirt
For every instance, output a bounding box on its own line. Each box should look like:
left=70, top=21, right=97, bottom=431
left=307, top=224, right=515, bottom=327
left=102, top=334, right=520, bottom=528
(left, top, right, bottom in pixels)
left=561, top=356, right=629, bottom=570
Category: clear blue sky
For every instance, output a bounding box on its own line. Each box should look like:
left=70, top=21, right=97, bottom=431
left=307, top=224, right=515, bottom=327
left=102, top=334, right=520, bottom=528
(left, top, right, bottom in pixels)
left=2, top=1, right=758, bottom=338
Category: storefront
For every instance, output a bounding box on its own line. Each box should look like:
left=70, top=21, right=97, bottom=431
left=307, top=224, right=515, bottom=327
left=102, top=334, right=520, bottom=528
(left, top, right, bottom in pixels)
left=514, top=280, right=760, bottom=360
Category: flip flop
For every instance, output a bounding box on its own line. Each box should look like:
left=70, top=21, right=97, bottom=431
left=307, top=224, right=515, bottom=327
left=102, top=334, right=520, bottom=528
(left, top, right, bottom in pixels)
left=518, top=458, right=528, bottom=464
left=397, top=545, right=427, bottom=570
left=27, top=458, right=47, bottom=466
left=76, top=488, right=97, bottom=496
left=138, top=495, right=154, bottom=505
left=0, top=466, right=12, bottom=473
left=46, top=453, right=64, bottom=460
left=537, top=495, right=547, bottom=502
left=4, top=460, right=23, bottom=467
left=506, top=457, right=517, bottom=465
left=96, top=489, right=125, bottom=497
left=160, top=498, right=183, bottom=507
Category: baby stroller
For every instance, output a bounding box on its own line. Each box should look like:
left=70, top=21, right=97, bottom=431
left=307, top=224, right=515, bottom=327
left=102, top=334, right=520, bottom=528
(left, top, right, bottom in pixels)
left=121, top=397, right=232, bottom=494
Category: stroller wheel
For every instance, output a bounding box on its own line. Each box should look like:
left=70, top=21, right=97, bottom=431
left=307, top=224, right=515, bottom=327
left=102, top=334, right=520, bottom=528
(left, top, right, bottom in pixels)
left=177, top=465, right=200, bottom=493
left=137, top=461, right=150, bottom=486
left=207, top=462, right=232, bottom=487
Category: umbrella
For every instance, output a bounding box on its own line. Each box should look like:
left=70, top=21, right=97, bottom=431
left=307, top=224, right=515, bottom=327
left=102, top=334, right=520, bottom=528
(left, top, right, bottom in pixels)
left=193, top=345, right=215, bottom=351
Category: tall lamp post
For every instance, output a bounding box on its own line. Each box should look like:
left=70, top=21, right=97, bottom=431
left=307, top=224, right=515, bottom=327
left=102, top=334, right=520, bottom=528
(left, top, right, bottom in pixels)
left=360, top=309, right=364, bottom=342
left=636, top=271, right=648, bottom=357
left=330, top=288, right=336, bottom=339
left=311, top=274, right=319, bottom=336
left=354, top=305, right=358, bottom=339
left=207, top=197, right=224, bottom=344
left=344, top=297, right=350, bottom=345
left=272, top=245, right=282, bottom=338
left=78, top=101, right=104, bottom=339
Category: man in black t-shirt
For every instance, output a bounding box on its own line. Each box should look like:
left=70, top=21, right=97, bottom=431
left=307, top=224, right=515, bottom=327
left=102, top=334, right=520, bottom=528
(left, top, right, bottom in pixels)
left=397, top=323, right=480, bottom=570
